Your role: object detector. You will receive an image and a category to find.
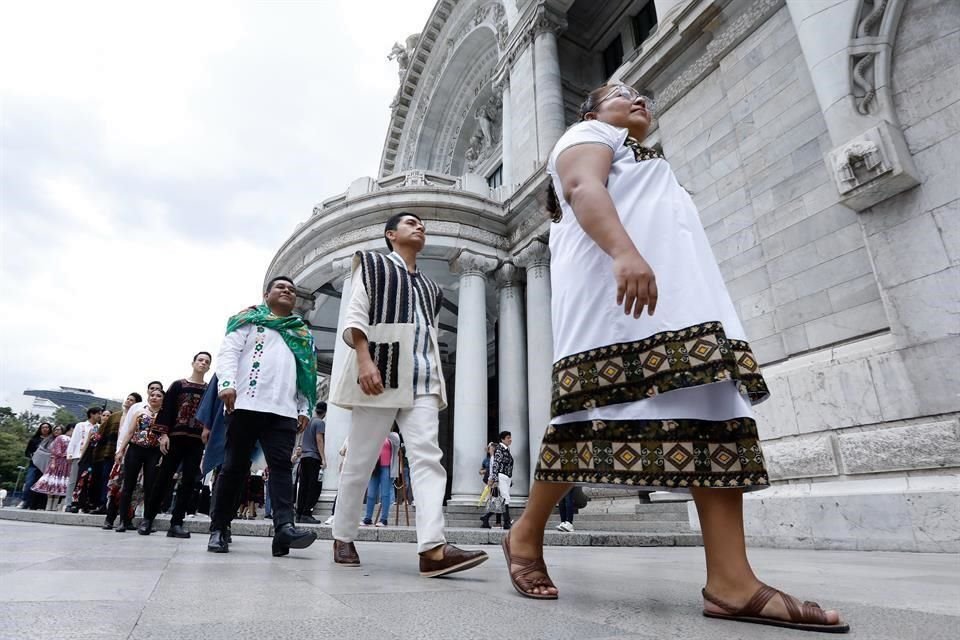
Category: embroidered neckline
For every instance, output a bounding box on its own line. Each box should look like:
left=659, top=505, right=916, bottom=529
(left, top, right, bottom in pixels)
left=623, top=136, right=665, bottom=162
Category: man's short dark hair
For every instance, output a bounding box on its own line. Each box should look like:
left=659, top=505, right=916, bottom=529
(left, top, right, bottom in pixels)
left=193, top=351, right=212, bottom=362
left=499, top=430, right=511, bottom=442
left=315, top=401, right=327, bottom=415
left=86, top=407, right=102, bottom=419
left=128, top=392, right=143, bottom=403
left=265, top=275, right=295, bottom=294
left=384, top=212, right=423, bottom=251
left=147, top=381, right=164, bottom=391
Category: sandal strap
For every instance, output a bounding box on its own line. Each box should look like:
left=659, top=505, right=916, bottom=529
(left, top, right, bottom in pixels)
left=703, top=583, right=828, bottom=625
left=511, top=556, right=555, bottom=590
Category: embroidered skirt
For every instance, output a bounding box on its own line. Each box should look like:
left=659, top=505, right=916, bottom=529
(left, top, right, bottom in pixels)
left=534, top=323, right=771, bottom=491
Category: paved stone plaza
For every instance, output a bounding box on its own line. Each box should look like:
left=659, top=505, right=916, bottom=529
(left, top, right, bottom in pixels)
left=1, top=520, right=957, bottom=639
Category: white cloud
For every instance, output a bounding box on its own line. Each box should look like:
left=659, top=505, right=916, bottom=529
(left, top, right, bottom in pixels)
left=0, top=0, right=436, bottom=411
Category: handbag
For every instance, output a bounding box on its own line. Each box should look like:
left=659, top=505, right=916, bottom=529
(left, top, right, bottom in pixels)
left=485, top=487, right=505, bottom=514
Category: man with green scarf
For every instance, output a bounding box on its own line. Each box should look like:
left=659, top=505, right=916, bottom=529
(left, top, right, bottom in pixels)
left=209, top=275, right=319, bottom=557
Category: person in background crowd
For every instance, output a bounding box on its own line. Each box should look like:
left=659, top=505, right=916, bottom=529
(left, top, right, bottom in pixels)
left=20, top=422, right=52, bottom=508
left=363, top=428, right=401, bottom=527
left=296, top=402, right=326, bottom=524
left=139, top=352, right=211, bottom=538
left=70, top=413, right=103, bottom=512
left=32, top=425, right=71, bottom=510
left=479, top=442, right=502, bottom=529
left=556, top=488, right=576, bottom=532
left=65, top=407, right=101, bottom=511
left=100, top=393, right=141, bottom=528
left=114, top=388, right=164, bottom=532
left=488, top=431, right=514, bottom=530
left=119, top=382, right=164, bottom=446
left=93, top=395, right=139, bottom=514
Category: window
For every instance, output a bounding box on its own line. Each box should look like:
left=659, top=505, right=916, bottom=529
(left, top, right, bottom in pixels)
left=603, top=35, right=624, bottom=78
left=632, top=1, right=658, bottom=48
left=487, top=164, right=503, bottom=189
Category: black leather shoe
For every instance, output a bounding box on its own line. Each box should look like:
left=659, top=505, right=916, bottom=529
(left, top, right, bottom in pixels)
left=207, top=530, right=229, bottom=553
left=137, top=519, right=153, bottom=535
left=115, top=521, right=134, bottom=532
left=272, top=523, right=317, bottom=557
left=102, top=519, right=115, bottom=530
left=296, top=514, right=319, bottom=524
left=167, top=524, right=191, bottom=539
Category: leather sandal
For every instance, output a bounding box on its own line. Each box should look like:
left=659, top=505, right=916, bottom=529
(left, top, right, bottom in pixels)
left=702, top=583, right=849, bottom=633
left=501, top=532, right=558, bottom=600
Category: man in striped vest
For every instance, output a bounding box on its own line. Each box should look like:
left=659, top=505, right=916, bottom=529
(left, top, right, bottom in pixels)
left=329, top=212, right=488, bottom=577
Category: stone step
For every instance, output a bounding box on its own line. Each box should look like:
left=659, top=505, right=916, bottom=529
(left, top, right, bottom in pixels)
left=0, top=510, right=703, bottom=548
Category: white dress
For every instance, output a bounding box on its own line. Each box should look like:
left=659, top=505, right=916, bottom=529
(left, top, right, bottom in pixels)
left=535, top=120, right=770, bottom=491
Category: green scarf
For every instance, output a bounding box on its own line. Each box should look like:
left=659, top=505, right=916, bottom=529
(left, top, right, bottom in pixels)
left=225, top=304, right=317, bottom=409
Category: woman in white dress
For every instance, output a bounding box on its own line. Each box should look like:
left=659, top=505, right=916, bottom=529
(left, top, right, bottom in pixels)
left=501, top=84, right=848, bottom=633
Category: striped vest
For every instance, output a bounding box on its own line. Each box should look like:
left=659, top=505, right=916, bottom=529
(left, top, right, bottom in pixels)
left=330, top=251, right=447, bottom=410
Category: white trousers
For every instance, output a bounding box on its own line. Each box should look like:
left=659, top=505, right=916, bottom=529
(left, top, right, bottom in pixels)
left=497, top=473, right=512, bottom=506
left=333, top=395, right=445, bottom=553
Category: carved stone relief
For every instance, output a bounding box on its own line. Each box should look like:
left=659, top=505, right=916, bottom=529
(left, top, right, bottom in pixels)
left=851, top=0, right=889, bottom=115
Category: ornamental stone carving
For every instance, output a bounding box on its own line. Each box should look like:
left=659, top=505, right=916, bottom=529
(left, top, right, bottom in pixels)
left=495, top=262, right=524, bottom=288
left=531, top=4, right=567, bottom=37
left=451, top=250, right=499, bottom=277
left=826, top=121, right=919, bottom=211
left=294, top=288, right=317, bottom=316
left=515, top=238, right=551, bottom=271
left=851, top=0, right=888, bottom=115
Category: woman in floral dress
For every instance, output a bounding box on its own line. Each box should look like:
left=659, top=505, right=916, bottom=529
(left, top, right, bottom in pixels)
left=31, top=424, right=71, bottom=508
left=500, top=84, right=848, bottom=634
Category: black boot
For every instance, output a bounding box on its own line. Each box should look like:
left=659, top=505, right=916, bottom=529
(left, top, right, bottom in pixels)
left=102, top=518, right=115, bottom=530
left=137, top=518, right=153, bottom=535
left=207, top=530, right=229, bottom=553
left=224, top=523, right=233, bottom=544
left=115, top=520, right=134, bottom=532
left=480, top=513, right=491, bottom=529
left=502, top=506, right=512, bottom=530
left=272, top=523, right=318, bottom=557
left=167, top=524, right=191, bottom=539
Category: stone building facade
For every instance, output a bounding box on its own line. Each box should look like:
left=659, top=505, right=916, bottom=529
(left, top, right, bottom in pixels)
left=268, top=0, right=959, bottom=551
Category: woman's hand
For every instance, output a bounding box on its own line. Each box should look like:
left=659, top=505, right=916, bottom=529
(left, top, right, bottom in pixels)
left=115, top=448, right=125, bottom=464
left=612, top=249, right=658, bottom=317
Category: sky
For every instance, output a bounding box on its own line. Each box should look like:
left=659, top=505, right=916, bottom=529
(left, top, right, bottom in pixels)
left=0, top=0, right=437, bottom=412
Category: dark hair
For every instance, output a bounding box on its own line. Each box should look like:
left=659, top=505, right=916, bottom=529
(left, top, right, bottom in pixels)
left=147, top=381, right=164, bottom=391
left=499, top=430, right=512, bottom=442
left=86, top=406, right=102, bottom=418
left=265, top=275, right=295, bottom=294
left=34, top=422, right=53, bottom=438
left=546, top=84, right=618, bottom=222
left=128, top=392, right=143, bottom=403
left=315, top=401, right=327, bottom=415
left=383, top=212, right=423, bottom=251
left=193, top=351, right=212, bottom=363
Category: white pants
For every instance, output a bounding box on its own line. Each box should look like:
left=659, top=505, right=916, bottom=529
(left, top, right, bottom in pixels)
left=333, top=395, right=445, bottom=553
left=497, top=473, right=512, bottom=505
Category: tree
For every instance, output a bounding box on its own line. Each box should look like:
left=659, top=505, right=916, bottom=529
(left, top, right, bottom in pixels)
left=0, top=407, right=37, bottom=492
left=53, top=408, right=79, bottom=427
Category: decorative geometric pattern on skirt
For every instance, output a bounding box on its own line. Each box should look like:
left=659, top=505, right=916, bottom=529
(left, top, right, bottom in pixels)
left=535, top=417, right=769, bottom=490
left=551, top=321, right=769, bottom=417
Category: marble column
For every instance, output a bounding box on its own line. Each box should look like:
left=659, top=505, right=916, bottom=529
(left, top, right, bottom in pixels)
left=449, top=250, right=498, bottom=502
left=320, top=258, right=354, bottom=497
left=532, top=6, right=567, bottom=162
left=496, top=262, right=529, bottom=496
left=515, top=239, right=552, bottom=483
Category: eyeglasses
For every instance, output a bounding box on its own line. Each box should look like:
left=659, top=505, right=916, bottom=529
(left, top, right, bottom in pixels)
left=594, top=85, right=655, bottom=113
